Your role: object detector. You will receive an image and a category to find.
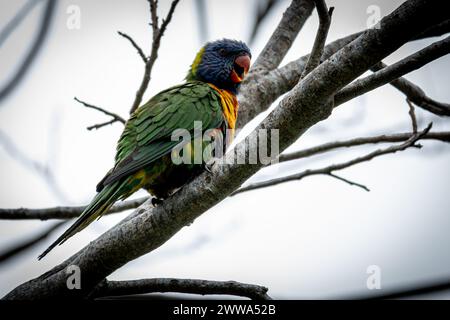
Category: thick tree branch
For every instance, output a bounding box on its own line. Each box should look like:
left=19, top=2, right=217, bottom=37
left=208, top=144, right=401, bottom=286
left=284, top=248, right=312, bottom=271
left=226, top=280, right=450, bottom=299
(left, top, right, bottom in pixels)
left=300, top=1, right=333, bottom=78
left=406, top=99, right=418, bottom=133
left=334, top=36, right=450, bottom=107
left=5, top=0, right=449, bottom=300
left=327, top=172, right=370, bottom=192
left=412, top=19, right=450, bottom=40
left=3, top=129, right=449, bottom=220
left=232, top=124, right=432, bottom=195
left=0, top=197, right=148, bottom=220
left=129, top=0, right=180, bottom=115
left=238, top=19, right=450, bottom=128
left=90, top=278, right=272, bottom=300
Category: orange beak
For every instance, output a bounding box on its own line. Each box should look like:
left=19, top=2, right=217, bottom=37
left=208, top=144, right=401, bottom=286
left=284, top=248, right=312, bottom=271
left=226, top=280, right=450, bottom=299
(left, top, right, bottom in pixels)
left=231, top=54, right=251, bottom=83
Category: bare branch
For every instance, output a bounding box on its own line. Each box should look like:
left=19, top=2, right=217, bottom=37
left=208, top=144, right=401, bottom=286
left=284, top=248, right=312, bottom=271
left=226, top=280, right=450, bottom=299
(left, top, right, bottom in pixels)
left=251, top=0, right=315, bottom=74
left=117, top=31, right=147, bottom=63
left=149, top=0, right=159, bottom=39
left=327, top=172, right=370, bottom=192
left=86, top=119, right=119, bottom=131
left=0, top=221, right=65, bottom=263
left=277, top=130, right=450, bottom=164
left=0, top=197, right=148, bottom=220
left=128, top=0, right=180, bottom=115
left=300, top=1, right=334, bottom=78
left=90, top=278, right=272, bottom=300
left=0, top=0, right=56, bottom=104
left=232, top=124, right=432, bottom=195
left=406, top=99, right=418, bottom=133
left=370, top=62, right=450, bottom=117
left=74, top=97, right=126, bottom=123
left=74, top=97, right=126, bottom=130
left=157, top=0, right=179, bottom=43
left=334, top=36, right=450, bottom=107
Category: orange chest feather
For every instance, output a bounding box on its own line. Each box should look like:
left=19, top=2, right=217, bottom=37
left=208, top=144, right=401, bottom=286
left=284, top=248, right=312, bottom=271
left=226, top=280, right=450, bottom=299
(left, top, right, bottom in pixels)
left=207, top=84, right=239, bottom=130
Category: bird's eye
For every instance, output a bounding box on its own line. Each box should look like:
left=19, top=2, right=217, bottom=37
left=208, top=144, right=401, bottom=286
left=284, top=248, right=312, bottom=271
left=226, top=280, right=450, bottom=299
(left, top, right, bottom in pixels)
left=218, top=48, right=227, bottom=56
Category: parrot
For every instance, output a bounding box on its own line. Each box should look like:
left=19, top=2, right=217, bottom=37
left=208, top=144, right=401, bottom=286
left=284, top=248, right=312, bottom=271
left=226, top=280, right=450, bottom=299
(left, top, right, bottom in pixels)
left=38, top=39, right=251, bottom=259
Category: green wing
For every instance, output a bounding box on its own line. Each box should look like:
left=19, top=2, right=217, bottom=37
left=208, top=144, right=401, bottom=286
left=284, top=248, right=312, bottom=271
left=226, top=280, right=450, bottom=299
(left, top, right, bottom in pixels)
left=97, top=81, right=223, bottom=190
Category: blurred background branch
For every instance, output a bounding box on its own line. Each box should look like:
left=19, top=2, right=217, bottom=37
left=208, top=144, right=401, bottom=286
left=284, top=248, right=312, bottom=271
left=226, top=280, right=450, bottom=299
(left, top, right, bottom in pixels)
left=0, top=0, right=56, bottom=104
left=0, top=129, right=69, bottom=203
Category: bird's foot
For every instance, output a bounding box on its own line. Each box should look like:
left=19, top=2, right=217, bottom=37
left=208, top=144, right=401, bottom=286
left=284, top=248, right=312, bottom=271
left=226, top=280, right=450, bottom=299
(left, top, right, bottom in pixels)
left=151, top=197, right=164, bottom=207
left=204, top=158, right=217, bottom=174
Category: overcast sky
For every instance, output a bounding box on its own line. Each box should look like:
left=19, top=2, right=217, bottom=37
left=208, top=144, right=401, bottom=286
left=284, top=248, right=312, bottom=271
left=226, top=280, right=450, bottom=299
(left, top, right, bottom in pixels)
left=0, top=0, right=449, bottom=299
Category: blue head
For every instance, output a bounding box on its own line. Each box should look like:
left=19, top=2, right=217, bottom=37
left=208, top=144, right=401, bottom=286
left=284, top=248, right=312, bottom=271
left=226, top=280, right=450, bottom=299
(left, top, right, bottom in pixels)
left=186, top=39, right=251, bottom=94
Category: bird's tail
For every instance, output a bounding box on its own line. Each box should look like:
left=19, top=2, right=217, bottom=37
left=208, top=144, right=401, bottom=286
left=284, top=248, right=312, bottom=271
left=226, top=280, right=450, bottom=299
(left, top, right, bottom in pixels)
left=38, top=180, right=125, bottom=260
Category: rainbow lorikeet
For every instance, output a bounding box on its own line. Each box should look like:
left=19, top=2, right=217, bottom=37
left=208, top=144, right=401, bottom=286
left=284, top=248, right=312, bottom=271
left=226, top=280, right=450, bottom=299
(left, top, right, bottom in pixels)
left=38, top=39, right=251, bottom=259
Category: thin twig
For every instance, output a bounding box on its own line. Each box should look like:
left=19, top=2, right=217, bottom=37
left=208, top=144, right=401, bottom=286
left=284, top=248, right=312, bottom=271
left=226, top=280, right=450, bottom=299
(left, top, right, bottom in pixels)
left=117, top=31, right=147, bottom=63
left=129, top=0, right=180, bottom=115
left=406, top=99, right=418, bottom=133
left=232, top=124, right=433, bottom=195
left=277, top=131, right=450, bottom=163
left=0, top=197, right=148, bottom=220
left=90, top=278, right=272, bottom=300
left=74, top=97, right=125, bottom=123
left=74, top=97, right=126, bottom=130
left=301, top=0, right=333, bottom=78
left=328, top=172, right=370, bottom=192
